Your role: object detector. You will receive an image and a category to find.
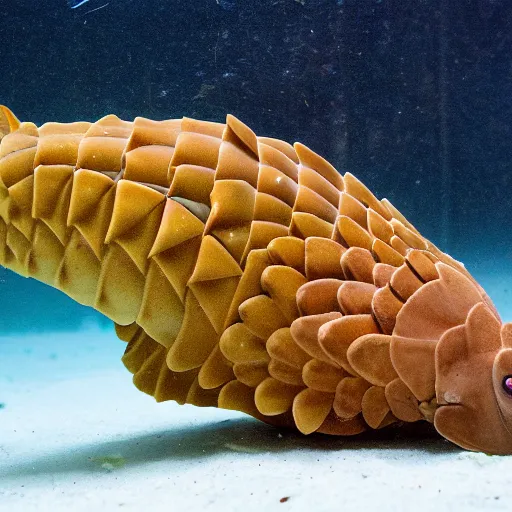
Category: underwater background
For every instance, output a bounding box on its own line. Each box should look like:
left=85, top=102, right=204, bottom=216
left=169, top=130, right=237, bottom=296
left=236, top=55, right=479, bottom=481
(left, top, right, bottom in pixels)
left=1, top=0, right=512, bottom=325
left=3, top=2, right=512, bottom=510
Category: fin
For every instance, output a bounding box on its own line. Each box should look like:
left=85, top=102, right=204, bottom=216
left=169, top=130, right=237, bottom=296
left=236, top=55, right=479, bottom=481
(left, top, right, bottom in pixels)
left=0, top=106, right=20, bottom=141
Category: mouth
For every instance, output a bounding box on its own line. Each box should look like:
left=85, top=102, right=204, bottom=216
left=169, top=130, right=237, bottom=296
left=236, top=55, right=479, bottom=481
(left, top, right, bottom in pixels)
left=433, top=403, right=483, bottom=452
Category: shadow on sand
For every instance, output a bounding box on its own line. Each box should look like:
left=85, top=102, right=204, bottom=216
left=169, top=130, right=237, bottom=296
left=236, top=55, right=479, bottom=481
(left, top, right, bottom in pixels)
left=0, top=417, right=461, bottom=479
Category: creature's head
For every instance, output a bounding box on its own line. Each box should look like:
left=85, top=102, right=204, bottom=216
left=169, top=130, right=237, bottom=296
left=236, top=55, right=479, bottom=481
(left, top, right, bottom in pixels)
left=434, top=302, right=512, bottom=454
left=392, top=261, right=512, bottom=454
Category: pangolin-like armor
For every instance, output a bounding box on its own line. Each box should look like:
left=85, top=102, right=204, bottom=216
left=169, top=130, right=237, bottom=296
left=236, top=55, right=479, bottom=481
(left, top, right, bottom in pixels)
left=1, top=106, right=512, bottom=454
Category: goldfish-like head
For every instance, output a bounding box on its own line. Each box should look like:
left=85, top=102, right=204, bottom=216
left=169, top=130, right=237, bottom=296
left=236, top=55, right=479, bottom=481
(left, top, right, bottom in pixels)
left=434, top=303, right=512, bottom=454
left=391, top=262, right=512, bottom=454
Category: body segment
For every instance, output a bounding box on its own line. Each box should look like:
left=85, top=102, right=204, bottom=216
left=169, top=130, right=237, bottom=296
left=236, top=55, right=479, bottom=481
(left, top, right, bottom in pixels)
left=1, top=106, right=511, bottom=453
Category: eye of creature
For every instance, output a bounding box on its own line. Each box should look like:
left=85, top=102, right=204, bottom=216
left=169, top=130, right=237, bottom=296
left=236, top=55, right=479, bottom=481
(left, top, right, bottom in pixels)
left=502, top=376, right=512, bottom=396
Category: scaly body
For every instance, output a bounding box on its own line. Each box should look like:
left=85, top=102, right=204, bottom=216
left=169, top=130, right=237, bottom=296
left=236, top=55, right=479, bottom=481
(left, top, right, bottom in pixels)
left=1, top=106, right=512, bottom=454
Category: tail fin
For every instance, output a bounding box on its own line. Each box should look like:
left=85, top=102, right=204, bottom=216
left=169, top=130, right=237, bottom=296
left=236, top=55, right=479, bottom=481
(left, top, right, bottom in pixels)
left=0, top=105, right=20, bottom=141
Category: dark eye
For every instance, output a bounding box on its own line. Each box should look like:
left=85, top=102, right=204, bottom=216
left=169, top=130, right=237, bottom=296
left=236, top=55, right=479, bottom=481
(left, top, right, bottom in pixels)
left=503, top=376, right=512, bottom=396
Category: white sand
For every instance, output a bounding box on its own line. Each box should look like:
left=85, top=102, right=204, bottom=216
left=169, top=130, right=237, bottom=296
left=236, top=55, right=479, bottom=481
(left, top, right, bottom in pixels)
left=1, top=326, right=511, bottom=512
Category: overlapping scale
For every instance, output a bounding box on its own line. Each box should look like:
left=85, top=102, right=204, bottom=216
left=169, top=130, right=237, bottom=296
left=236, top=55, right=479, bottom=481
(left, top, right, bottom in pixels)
left=340, top=247, right=375, bottom=283
left=318, top=314, right=380, bottom=375
left=221, top=115, right=256, bottom=154
left=367, top=208, right=393, bottom=243
left=260, top=265, right=307, bottom=323
left=293, top=185, right=338, bottom=224
left=293, top=388, right=334, bottom=434
left=94, top=242, right=146, bottom=325
left=372, top=284, right=404, bottom=334
left=198, top=346, right=234, bottom=390
left=8, top=174, right=36, bottom=241
left=28, top=221, right=65, bottom=286
left=185, top=377, right=221, bottom=408
left=337, top=281, right=375, bottom=315
left=304, top=237, right=345, bottom=281
left=239, top=295, right=289, bottom=340
left=257, top=165, right=298, bottom=206
left=343, top=172, right=391, bottom=220
left=137, top=260, right=184, bottom=347
left=372, top=238, right=405, bottom=266
left=291, top=312, right=343, bottom=363
left=390, top=235, right=410, bottom=256
left=267, top=236, right=305, bottom=272
left=406, top=249, right=439, bottom=282
left=373, top=262, right=396, bottom=288
left=253, top=192, right=293, bottom=225
left=361, top=386, right=395, bottom=429
left=336, top=215, right=373, bottom=250
left=67, top=170, right=115, bottom=258
left=268, top=359, right=304, bottom=386
left=77, top=115, right=132, bottom=176
left=240, top=220, right=289, bottom=263
left=317, top=412, right=367, bottom=435
left=258, top=143, right=298, bottom=184
left=5, top=223, right=31, bottom=276
left=233, top=362, right=270, bottom=388
left=266, top=327, right=311, bottom=369
left=258, top=136, right=299, bottom=165
left=187, top=235, right=242, bottom=333
left=298, top=166, right=340, bottom=208
left=0, top=105, right=21, bottom=142
left=255, top=377, right=304, bottom=416
left=385, top=378, right=422, bottom=422
left=219, top=323, right=269, bottom=365
left=56, top=229, right=101, bottom=306
left=294, top=142, right=344, bottom=190
left=302, top=359, right=347, bottom=392
left=0, top=123, right=38, bottom=192
left=216, top=141, right=259, bottom=187
left=390, top=219, right=428, bottom=251
left=166, top=291, right=219, bottom=372
left=171, top=131, right=221, bottom=170
left=218, top=380, right=260, bottom=418
left=290, top=211, right=334, bottom=239
left=333, top=377, right=372, bottom=419
left=113, top=200, right=166, bottom=275
left=168, top=165, right=215, bottom=205
left=224, top=248, right=272, bottom=327
left=390, top=263, right=423, bottom=301
left=297, top=279, right=343, bottom=316
left=338, top=192, right=368, bottom=228
left=346, top=334, right=398, bottom=386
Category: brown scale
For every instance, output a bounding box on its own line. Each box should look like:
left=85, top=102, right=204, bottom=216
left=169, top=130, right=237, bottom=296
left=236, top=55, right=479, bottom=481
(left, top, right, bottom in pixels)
left=268, top=359, right=304, bottom=387
left=2, top=105, right=512, bottom=454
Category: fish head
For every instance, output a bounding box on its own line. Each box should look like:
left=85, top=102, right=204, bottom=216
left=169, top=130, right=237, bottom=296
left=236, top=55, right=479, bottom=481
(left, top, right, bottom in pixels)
left=434, top=302, right=512, bottom=454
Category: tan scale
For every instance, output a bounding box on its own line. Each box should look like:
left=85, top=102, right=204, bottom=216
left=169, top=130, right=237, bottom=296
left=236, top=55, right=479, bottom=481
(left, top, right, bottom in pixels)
left=2, top=104, right=512, bottom=454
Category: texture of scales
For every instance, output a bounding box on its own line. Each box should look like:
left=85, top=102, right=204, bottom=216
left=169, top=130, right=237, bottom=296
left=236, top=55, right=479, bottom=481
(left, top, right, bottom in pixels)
left=0, top=105, right=498, bottom=440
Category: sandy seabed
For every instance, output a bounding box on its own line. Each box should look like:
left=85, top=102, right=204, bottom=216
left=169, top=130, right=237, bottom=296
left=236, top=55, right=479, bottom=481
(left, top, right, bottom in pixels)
left=1, top=265, right=512, bottom=512
left=1, top=326, right=511, bottom=512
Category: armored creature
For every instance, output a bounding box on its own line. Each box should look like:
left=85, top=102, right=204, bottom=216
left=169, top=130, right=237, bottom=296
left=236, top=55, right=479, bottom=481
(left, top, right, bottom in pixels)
left=1, top=105, right=511, bottom=454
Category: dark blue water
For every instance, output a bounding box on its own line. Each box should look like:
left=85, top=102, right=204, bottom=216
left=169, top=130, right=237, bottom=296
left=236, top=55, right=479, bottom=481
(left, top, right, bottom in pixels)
left=1, top=0, right=512, bottom=331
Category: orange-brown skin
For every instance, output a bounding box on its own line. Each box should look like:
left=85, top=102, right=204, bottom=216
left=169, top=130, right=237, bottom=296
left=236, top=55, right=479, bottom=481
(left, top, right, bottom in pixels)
left=1, top=105, right=511, bottom=454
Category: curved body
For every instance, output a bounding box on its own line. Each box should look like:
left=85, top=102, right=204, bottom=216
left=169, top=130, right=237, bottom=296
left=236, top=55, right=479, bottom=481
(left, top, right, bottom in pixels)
left=1, top=106, right=511, bottom=454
